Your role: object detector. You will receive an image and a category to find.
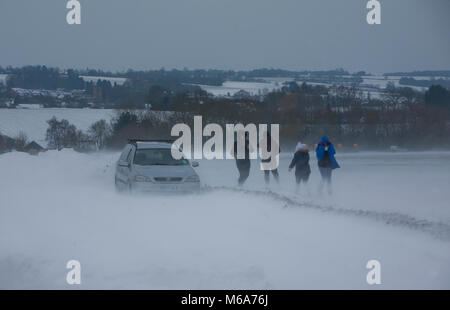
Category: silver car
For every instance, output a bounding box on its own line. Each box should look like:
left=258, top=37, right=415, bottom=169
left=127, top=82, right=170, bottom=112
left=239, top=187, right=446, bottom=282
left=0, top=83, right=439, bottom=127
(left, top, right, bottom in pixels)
left=115, top=140, right=200, bottom=192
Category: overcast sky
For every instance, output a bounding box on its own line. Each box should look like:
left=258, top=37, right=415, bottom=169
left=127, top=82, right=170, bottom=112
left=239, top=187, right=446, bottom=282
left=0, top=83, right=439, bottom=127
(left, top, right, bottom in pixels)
left=0, top=0, right=449, bottom=74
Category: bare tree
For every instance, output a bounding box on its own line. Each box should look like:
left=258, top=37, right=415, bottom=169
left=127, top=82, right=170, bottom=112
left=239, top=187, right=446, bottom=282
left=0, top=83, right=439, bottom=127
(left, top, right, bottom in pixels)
left=88, top=119, right=111, bottom=150
left=46, top=117, right=78, bottom=150
left=14, top=131, right=28, bottom=152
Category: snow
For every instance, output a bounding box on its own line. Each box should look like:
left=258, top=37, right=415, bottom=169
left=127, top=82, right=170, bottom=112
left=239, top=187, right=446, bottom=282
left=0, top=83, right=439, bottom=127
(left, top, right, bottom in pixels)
left=11, top=88, right=78, bottom=99
left=16, top=104, right=44, bottom=109
left=196, top=81, right=283, bottom=97
left=1, top=149, right=449, bottom=289
left=196, top=75, right=433, bottom=98
left=362, top=75, right=427, bottom=92
left=0, top=108, right=115, bottom=145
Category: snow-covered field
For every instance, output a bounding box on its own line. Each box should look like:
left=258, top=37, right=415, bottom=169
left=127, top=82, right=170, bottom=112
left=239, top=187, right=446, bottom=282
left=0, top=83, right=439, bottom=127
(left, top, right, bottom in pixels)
left=361, top=75, right=428, bottom=92
left=195, top=75, right=434, bottom=98
left=196, top=81, right=283, bottom=97
left=1, top=149, right=449, bottom=289
left=0, top=108, right=116, bottom=145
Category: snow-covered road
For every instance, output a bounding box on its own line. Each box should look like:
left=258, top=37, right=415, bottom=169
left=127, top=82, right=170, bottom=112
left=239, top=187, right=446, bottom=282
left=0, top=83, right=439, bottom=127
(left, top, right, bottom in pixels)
left=1, top=150, right=450, bottom=289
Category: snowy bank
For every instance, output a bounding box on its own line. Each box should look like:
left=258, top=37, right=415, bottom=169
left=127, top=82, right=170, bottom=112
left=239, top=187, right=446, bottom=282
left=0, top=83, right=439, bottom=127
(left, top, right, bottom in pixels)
left=0, top=150, right=449, bottom=289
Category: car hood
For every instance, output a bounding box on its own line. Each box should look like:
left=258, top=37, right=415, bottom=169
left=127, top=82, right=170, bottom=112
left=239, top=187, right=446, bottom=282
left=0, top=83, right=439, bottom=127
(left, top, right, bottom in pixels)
left=133, top=164, right=196, bottom=178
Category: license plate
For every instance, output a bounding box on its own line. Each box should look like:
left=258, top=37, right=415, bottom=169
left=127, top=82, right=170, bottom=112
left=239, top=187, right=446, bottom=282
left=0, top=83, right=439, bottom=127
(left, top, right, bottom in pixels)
left=160, top=185, right=178, bottom=190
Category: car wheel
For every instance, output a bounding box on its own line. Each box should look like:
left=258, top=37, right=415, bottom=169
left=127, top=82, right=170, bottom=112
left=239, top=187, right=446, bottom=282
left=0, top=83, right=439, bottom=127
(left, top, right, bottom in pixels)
left=115, top=177, right=122, bottom=192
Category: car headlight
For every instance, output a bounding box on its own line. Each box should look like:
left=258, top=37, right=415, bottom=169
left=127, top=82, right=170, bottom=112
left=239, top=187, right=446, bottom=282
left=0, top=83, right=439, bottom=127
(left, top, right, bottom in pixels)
left=185, top=175, right=200, bottom=182
left=134, top=175, right=152, bottom=182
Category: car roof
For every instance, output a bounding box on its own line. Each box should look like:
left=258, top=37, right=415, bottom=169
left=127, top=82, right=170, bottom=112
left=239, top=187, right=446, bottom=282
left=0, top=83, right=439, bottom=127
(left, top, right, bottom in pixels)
left=134, top=141, right=173, bottom=149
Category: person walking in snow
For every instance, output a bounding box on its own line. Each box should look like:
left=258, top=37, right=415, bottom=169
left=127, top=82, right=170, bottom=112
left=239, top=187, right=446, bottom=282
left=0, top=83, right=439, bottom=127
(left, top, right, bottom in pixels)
left=288, top=142, right=311, bottom=194
left=232, top=131, right=253, bottom=186
left=260, top=131, right=280, bottom=185
left=315, top=136, right=340, bottom=195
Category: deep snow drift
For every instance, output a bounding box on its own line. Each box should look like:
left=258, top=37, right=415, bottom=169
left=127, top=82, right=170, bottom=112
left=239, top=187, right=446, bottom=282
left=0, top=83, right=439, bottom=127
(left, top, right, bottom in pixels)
left=1, top=149, right=450, bottom=289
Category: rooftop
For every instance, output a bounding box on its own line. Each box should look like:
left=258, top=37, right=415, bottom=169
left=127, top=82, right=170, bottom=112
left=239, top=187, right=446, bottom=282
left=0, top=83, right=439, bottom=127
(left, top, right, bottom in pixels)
left=134, top=141, right=174, bottom=149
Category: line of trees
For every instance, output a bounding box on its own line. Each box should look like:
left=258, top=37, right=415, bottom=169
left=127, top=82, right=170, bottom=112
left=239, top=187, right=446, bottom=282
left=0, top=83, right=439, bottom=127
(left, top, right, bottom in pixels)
left=5, top=66, right=84, bottom=90
left=103, top=82, right=450, bottom=150
left=3, top=77, right=450, bottom=152
left=45, top=117, right=111, bottom=151
left=3, top=65, right=450, bottom=111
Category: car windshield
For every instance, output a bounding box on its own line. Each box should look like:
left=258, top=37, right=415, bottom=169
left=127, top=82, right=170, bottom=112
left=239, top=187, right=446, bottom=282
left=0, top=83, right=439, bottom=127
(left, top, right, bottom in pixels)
left=133, top=148, right=189, bottom=166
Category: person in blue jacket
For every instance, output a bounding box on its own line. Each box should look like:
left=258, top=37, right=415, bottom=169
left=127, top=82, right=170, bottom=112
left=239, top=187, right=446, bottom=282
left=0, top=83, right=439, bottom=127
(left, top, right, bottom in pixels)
left=315, top=136, right=340, bottom=195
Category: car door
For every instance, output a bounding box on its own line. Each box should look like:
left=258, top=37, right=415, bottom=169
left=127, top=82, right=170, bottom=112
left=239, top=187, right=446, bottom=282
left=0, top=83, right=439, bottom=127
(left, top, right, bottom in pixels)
left=124, top=145, right=136, bottom=183
left=117, top=145, right=132, bottom=185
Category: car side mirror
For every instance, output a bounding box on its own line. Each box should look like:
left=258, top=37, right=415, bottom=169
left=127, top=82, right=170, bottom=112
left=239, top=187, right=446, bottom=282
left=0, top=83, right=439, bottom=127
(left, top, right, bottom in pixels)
left=192, top=161, right=199, bottom=167
left=119, top=161, right=131, bottom=168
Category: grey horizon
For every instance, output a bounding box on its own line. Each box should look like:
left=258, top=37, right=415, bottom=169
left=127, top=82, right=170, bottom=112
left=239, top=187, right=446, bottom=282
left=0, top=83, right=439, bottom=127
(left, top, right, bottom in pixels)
left=0, top=0, right=449, bottom=74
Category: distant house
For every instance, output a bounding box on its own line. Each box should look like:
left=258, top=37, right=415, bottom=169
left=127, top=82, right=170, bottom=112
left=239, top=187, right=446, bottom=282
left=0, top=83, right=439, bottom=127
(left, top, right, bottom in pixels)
left=0, top=74, right=8, bottom=86
left=24, top=141, right=46, bottom=155
left=233, top=89, right=252, bottom=99
left=5, top=98, right=15, bottom=108
left=16, top=103, right=44, bottom=109
left=0, top=134, right=15, bottom=154
left=232, top=89, right=252, bottom=100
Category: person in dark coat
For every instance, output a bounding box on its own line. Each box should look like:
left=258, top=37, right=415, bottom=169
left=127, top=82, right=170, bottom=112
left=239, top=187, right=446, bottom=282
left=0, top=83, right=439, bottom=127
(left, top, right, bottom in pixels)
left=315, top=136, right=340, bottom=195
left=288, top=142, right=311, bottom=194
left=232, top=132, right=253, bottom=186
left=260, top=131, right=280, bottom=185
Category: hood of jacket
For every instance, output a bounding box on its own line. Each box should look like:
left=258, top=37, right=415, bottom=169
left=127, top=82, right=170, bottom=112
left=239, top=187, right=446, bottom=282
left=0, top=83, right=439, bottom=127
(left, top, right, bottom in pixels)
left=295, top=142, right=309, bottom=152
left=319, top=136, right=330, bottom=145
